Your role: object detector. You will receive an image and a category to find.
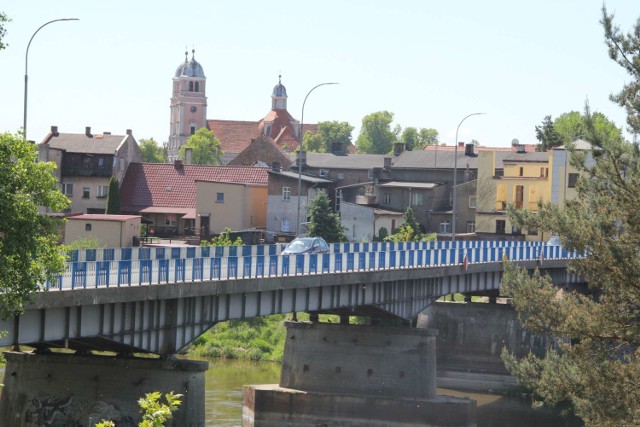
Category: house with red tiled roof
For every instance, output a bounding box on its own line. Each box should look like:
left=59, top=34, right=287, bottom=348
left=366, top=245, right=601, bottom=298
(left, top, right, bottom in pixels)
left=226, top=135, right=293, bottom=169
left=120, top=161, right=268, bottom=238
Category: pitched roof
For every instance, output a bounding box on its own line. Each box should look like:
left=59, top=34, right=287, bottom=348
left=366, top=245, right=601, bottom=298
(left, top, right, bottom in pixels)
left=40, top=132, right=130, bottom=154
left=302, top=152, right=388, bottom=169
left=67, top=214, right=141, bottom=222
left=268, top=169, right=333, bottom=184
left=392, top=149, right=479, bottom=169
left=120, top=163, right=268, bottom=212
left=227, top=136, right=293, bottom=169
left=207, top=119, right=260, bottom=154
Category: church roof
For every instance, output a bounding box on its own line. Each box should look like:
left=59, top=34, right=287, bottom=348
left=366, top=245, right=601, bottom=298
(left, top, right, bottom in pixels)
left=227, top=136, right=293, bottom=169
left=120, top=163, right=268, bottom=213
left=175, top=50, right=205, bottom=78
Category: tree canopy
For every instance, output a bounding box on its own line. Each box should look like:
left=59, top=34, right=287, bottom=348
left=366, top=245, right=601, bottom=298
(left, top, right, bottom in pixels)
left=0, top=12, right=10, bottom=51
left=535, top=111, right=622, bottom=151
left=502, top=7, right=640, bottom=425
left=385, top=208, right=436, bottom=242
left=178, top=128, right=223, bottom=165
left=401, top=127, right=440, bottom=151
left=105, top=176, right=120, bottom=214
left=303, top=121, right=353, bottom=153
left=0, top=132, right=69, bottom=318
left=139, top=138, right=167, bottom=163
left=305, top=192, right=346, bottom=243
left=356, top=111, right=398, bottom=154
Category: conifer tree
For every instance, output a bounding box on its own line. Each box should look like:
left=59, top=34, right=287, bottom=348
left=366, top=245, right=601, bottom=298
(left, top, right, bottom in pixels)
left=105, top=176, right=120, bottom=214
left=305, top=192, right=346, bottom=243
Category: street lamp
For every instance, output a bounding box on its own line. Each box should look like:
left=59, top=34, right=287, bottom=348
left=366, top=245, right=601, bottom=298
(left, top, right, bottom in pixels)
left=295, top=82, right=338, bottom=236
left=452, top=112, right=485, bottom=241
left=23, top=18, right=79, bottom=141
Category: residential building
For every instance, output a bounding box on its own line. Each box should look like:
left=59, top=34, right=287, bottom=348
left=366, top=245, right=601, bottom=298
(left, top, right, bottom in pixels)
left=38, top=126, right=142, bottom=214
left=120, top=161, right=268, bottom=238
left=340, top=202, right=404, bottom=242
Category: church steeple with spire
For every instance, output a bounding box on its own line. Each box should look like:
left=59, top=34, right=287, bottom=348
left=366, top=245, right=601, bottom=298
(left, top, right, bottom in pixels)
left=271, top=75, right=288, bottom=110
left=168, top=49, right=208, bottom=161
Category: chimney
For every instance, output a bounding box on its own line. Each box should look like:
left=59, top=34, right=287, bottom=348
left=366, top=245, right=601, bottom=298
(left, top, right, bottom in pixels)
left=516, top=144, right=526, bottom=153
left=458, top=141, right=464, bottom=148
left=383, top=157, right=392, bottom=170
left=185, top=148, right=193, bottom=165
left=393, top=142, right=405, bottom=156
left=464, top=143, right=474, bottom=156
left=331, top=141, right=345, bottom=155
left=85, top=126, right=92, bottom=138
left=271, top=161, right=281, bottom=172
left=296, top=150, right=307, bottom=168
left=126, top=129, right=132, bottom=135
left=174, top=159, right=183, bottom=169
left=50, top=125, right=59, bottom=137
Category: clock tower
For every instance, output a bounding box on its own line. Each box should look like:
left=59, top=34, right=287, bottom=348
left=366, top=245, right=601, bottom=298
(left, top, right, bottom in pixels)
left=168, top=49, right=207, bottom=161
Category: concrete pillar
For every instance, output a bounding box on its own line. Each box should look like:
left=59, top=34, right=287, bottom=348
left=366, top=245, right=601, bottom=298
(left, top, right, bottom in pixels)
left=244, top=322, right=476, bottom=426
left=308, top=313, right=319, bottom=323
left=0, top=351, right=207, bottom=427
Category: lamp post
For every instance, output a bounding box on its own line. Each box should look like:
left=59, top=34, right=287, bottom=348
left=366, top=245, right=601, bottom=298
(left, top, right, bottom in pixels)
left=295, top=82, right=338, bottom=236
left=452, top=112, right=485, bottom=241
left=23, top=18, right=79, bottom=141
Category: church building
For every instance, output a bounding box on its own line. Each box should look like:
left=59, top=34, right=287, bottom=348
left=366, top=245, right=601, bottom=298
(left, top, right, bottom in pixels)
left=168, top=51, right=315, bottom=163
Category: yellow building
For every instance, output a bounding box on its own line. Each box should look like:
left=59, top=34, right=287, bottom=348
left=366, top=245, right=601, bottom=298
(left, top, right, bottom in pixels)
left=64, top=214, right=141, bottom=248
left=475, top=140, right=589, bottom=241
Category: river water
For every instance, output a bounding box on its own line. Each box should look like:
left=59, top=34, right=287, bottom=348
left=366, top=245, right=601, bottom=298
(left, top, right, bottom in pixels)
left=202, top=358, right=581, bottom=427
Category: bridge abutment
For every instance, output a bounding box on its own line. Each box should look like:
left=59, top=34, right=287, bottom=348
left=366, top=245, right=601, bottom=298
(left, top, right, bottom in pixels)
left=0, top=351, right=207, bottom=426
left=243, top=321, right=476, bottom=426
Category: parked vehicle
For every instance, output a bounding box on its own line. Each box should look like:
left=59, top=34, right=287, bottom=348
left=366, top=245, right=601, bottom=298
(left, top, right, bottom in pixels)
left=547, top=235, right=562, bottom=246
left=281, top=237, right=330, bottom=255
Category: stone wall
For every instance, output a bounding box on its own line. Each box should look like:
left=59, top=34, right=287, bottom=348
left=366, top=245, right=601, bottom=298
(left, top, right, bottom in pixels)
left=0, top=352, right=207, bottom=427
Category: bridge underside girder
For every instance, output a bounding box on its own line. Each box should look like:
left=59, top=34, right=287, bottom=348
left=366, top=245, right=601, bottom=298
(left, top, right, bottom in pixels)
left=1, top=261, right=579, bottom=355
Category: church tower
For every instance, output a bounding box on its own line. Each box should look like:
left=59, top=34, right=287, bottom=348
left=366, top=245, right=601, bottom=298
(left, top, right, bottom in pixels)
left=168, top=50, right=207, bottom=161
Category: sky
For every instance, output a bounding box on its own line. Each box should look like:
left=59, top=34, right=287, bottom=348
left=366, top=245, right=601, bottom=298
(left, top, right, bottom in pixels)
left=0, top=1, right=637, bottom=148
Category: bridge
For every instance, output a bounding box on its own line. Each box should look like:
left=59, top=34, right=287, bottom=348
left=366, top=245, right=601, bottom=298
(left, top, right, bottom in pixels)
left=0, top=240, right=579, bottom=355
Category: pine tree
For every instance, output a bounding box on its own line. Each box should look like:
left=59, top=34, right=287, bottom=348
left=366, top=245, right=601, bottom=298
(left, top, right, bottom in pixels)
left=305, top=192, right=346, bottom=243
left=501, top=7, right=640, bottom=425
left=105, top=176, right=120, bottom=214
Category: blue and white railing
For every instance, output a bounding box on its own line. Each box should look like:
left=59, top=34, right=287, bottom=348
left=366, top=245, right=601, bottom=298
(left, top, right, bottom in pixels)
left=49, top=242, right=577, bottom=291
left=67, top=240, right=547, bottom=263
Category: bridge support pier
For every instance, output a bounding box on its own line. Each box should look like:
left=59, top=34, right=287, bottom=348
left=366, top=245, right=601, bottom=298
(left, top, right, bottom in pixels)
left=0, top=351, right=208, bottom=427
left=243, top=321, right=476, bottom=426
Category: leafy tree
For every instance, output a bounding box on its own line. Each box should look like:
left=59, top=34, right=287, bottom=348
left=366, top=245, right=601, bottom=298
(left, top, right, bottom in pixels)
left=97, top=392, right=182, bottom=427
left=139, top=138, right=166, bottom=163
left=401, top=127, right=420, bottom=151
left=305, top=192, right=346, bottom=242
left=377, top=226, right=389, bottom=241
left=303, top=120, right=354, bottom=153
left=356, top=111, right=398, bottom=154
left=178, top=128, right=223, bottom=165
left=419, top=128, right=440, bottom=147
left=535, top=115, right=563, bottom=151
left=501, top=8, right=640, bottom=425
left=201, top=227, right=243, bottom=246
left=384, top=208, right=436, bottom=242
left=105, top=176, right=120, bottom=214
left=0, top=12, right=10, bottom=51
left=0, top=132, right=69, bottom=318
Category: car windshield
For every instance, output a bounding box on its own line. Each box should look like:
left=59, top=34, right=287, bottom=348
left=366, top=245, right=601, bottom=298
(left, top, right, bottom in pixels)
left=286, top=238, right=314, bottom=253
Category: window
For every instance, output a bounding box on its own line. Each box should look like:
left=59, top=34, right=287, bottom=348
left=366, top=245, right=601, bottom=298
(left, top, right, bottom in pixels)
left=96, top=185, right=108, bottom=199
left=281, top=218, right=290, bottom=232
left=98, top=157, right=105, bottom=167
left=411, top=192, right=424, bottom=206
left=383, top=193, right=391, bottom=204
left=527, top=227, right=538, bottom=236
left=85, top=223, right=92, bottom=231
left=216, top=192, right=224, bottom=203
left=449, top=190, right=453, bottom=207
left=469, top=196, right=477, bottom=209
left=336, top=189, right=342, bottom=211
left=195, top=82, right=199, bottom=92
left=189, top=81, right=194, bottom=91
left=165, top=214, right=177, bottom=226
left=190, top=125, right=196, bottom=135
left=440, top=221, right=451, bottom=233
left=512, top=225, right=521, bottom=234
left=337, top=172, right=344, bottom=181
left=568, top=173, right=579, bottom=188
left=82, top=187, right=90, bottom=199
left=283, top=187, right=291, bottom=200
left=319, top=169, right=329, bottom=178
left=519, top=167, right=524, bottom=177
left=61, top=183, right=73, bottom=197
left=496, top=220, right=506, bottom=234
left=368, top=170, right=374, bottom=180
left=466, top=221, right=476, bottom=233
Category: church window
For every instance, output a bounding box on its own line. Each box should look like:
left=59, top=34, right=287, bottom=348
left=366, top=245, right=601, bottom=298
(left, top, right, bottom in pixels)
left=190, top=125, right=196, bottom=135
left=189, top=81, right=194, bottom=91
left=195, top=82, right=199, bottom=92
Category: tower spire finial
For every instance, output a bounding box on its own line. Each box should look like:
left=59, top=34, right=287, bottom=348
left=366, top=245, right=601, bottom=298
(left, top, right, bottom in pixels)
left=192, top=46, right=195, bottom=60
left=184, top=47, right=188, bottom=62
left=278, top=74, right=281, bottom=84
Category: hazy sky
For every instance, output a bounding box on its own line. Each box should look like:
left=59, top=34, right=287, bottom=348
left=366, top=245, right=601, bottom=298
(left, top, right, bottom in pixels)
left=0, top=1, right=636, bottom=147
